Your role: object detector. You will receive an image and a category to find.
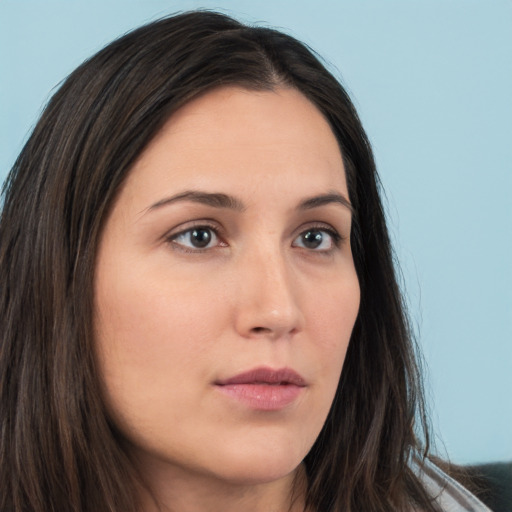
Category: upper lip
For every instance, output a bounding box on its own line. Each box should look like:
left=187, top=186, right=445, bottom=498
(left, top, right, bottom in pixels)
left=215, top=366, right=307, bottom=386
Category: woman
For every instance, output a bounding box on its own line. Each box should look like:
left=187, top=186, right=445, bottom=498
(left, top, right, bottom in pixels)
left=0, top=10, right=490, bottom=512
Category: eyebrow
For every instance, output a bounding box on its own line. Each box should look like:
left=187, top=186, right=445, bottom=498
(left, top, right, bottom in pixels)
left=146, top=189, right=353, bottom=215
left=298, top=192, right=353, bottom=214
left=147, top=191, right=246, bottom=212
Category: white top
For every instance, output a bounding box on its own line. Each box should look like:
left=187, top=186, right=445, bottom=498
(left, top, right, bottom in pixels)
left=414, top=458, right=492, bottom=512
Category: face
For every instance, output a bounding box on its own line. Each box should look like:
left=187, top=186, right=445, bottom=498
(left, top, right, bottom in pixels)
left=94, top=86, right=360, bottom=487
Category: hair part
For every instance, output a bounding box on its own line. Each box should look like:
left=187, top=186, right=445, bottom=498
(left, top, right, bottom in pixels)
left=1, top=10, right=434, bottom=512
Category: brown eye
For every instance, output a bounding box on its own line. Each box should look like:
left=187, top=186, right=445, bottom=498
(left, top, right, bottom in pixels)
left=189, top=228, right=212, bottom=248
left=292, top=228, right=340, bottom=251
left=170, top=226, right=220, bottom=250
left=301, top=230, right=324, bottom=249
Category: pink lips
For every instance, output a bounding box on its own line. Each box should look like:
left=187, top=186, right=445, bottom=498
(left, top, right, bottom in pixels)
left=214, top=367, right=306, bottom=411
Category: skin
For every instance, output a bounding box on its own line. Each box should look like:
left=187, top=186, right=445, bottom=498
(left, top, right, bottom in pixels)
left=94, top=86, right=360, bottom=512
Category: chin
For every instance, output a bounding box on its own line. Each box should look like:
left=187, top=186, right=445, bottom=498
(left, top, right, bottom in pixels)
left=199, top=433, right=309, bottom=486
left=209, top=461, right=301, bottom=487
left=127, top=412, right=321, bottom=488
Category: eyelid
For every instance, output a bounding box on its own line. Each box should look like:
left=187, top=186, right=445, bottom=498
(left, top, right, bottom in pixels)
left=164, top=219, right=222, bottom=239
left=294, top=222, right=345, bottom=241
left=291, top=222, right=346, bottom=253
left=164, top=220, right=227, bottom=252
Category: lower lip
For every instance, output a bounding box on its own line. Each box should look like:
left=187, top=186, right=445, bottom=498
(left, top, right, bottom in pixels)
left=215, top=383, right=304, bottom=410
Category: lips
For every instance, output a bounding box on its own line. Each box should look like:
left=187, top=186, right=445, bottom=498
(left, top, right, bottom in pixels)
left=216, top=367, right=306, bottom=386
left=214, top=367, right=306, bottom=410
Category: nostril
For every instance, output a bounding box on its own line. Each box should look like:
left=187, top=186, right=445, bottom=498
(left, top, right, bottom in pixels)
left=251, top=327, right=272, bottom=334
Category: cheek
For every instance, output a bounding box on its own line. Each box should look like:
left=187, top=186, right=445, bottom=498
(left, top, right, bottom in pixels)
left=309, top=273, right=360, bottom=346
left=93, top=265, right=228, bottom=422
left=307, top=274, right=360, bottom=384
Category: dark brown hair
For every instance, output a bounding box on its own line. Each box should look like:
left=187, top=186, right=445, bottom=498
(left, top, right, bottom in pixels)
left=1, top=10, right=434, bottom=512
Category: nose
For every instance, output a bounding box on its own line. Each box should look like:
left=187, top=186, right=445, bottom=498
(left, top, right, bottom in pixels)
left=233, top=246, right=304, bottom=340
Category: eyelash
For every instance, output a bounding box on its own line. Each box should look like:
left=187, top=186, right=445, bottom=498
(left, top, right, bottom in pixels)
left=166, top=222, right=225, bottom=253
left=293, top=225, right=343, bottom=252
left=166, top=222, right=344, bottom=254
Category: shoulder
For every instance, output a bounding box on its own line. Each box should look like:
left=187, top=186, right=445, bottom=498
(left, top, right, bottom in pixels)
left=411, top=457, right=493, bottom=512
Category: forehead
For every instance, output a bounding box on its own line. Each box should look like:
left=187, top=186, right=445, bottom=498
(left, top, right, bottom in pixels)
left=125, top=86, right=347, bottom=205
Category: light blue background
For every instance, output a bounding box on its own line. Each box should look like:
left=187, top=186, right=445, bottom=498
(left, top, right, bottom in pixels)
left=1, top=1, right=511, bottom=465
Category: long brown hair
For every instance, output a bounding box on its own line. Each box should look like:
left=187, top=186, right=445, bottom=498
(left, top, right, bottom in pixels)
left=1, top=10, right=434, bottom=511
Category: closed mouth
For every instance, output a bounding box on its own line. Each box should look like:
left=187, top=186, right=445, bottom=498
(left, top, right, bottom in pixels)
left=215, top=366, right=307, bottom=387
